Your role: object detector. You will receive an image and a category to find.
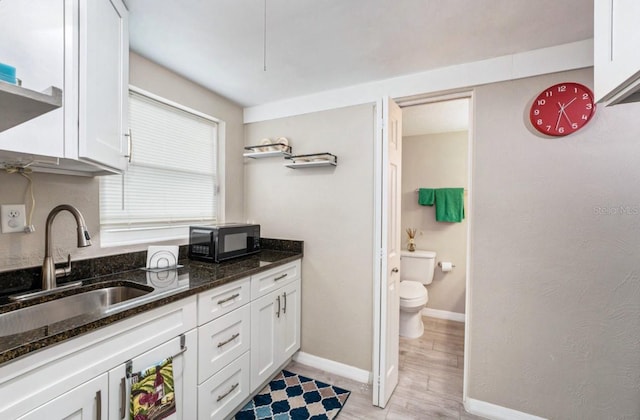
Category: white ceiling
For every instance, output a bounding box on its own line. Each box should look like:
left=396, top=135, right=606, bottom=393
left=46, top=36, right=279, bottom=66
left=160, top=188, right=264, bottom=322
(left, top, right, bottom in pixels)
left=403, top=99, right=469, bottom=137
left=127, top=0, right=594, bottom=107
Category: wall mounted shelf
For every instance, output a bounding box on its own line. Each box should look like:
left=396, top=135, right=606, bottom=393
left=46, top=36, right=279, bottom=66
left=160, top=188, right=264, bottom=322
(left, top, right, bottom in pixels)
left=0, top=82, right=62, bottom=132
left=285, top=153, right=337, bottom=169
left=243, top=143, right=292, bottom=159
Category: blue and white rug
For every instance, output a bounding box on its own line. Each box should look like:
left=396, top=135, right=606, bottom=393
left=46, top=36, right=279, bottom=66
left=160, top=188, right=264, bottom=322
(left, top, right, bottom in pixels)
left=234, top=370, right=351, bottom=420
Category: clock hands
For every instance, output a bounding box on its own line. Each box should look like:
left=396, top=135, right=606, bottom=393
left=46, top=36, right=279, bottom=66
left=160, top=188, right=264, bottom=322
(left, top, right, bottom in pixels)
left=556, top=97, right=577, bottom=130
left=554, top=105, right=564, bottom=131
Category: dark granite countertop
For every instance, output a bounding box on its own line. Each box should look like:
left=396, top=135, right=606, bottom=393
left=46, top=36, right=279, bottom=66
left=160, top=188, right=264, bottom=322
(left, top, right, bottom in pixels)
left=0, top=241, right=302, bottom=366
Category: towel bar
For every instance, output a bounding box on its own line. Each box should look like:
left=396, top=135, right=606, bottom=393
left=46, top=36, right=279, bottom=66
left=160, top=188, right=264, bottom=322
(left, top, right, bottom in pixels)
left=415, top=188, right=467, bottom=193
left=125, top=333, right=187, bottom=378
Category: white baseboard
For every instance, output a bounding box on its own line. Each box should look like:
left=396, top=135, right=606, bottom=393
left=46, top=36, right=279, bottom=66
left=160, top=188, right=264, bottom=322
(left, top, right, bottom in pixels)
left=465, top=398, right=547, bottom=420
left=293, top=351, right=371, bottom=384
left=422, top=308, right=466, bottom=323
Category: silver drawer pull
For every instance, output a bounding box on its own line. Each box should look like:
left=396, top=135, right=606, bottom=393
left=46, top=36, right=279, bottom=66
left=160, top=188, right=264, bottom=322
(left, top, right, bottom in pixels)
left=217, top=293, right=240, bottom=305
left=217, top=333, right=240, bottom=348
left=119, top=377, right=126, bottom=419
left=217, top=383, right=239, bottom=402
left=96, top=390, right=102, bottom=420
left=274, top=273, right=288, bottom=281
left=282, top=291, right=287, bottom=314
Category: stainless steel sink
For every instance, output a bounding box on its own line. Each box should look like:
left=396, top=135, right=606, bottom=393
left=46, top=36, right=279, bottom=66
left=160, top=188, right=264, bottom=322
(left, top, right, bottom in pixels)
left=0, top=284, right=153, bottom=337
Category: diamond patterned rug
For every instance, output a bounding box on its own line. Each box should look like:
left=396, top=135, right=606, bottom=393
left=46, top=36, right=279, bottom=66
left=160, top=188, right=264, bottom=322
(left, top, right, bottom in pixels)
left=234, top=370, right=351, bottom=420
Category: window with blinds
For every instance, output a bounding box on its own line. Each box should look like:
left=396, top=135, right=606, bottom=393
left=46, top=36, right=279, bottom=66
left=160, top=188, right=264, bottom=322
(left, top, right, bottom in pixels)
left=99, top=89, right=218, bottom=245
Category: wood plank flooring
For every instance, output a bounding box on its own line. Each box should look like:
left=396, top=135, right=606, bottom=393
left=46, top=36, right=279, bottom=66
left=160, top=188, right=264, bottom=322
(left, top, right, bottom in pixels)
left=285, top=316, right=485, bottom=419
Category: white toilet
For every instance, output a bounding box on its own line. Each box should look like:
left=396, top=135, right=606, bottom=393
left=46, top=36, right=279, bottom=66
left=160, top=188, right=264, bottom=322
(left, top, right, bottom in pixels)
left=399, top=249, right=436, bottom=338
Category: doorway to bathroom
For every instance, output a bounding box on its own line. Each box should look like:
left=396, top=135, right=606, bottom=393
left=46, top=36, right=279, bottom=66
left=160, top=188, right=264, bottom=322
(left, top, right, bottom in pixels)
left=372, top=92, right=473, bottom=411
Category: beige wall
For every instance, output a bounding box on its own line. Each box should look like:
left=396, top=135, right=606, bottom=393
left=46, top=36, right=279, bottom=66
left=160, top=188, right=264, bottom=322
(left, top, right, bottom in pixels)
left=468, top=67, right=640, bottom=419
left=0, top=53, right=244, bottom=271
left=401, top=131, right=468, bottom=314
left=244, top=104, right=375, bottom=371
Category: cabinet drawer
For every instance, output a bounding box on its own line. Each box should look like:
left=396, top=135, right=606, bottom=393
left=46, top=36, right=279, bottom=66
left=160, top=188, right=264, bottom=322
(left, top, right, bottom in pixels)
left=198, top=351, right=250, bottom=420
left=198, top=304, right=250, bottom=384
left=198, top=277, right=250, bottom=324
left=251, top=260, right=300, bottom=299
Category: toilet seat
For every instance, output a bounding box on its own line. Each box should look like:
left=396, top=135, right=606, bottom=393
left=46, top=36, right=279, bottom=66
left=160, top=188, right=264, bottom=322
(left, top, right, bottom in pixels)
left=399, top=280, right=428, bottom=307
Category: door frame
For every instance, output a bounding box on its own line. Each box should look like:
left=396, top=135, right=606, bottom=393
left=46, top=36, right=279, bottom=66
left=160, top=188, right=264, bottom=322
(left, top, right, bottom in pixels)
left=372, top=90, right=475, bottom=406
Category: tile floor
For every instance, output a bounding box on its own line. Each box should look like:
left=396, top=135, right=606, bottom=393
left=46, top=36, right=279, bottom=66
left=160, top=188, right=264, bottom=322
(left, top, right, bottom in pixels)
left=285, top=316, right=485, bottom=419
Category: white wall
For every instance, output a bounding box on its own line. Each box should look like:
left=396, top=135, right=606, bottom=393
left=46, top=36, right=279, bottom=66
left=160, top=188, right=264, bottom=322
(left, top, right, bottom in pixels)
left=244, top=104, right=376, bottom=371
left=401, top=131, right=468, bottom=314
left=0, top=53, right=244, bottom=271
left=468, top=67, right=640, bottom=419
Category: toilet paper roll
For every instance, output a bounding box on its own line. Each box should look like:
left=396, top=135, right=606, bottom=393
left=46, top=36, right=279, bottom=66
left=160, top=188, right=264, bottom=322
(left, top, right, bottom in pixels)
left=440, top=261, right=453, bottom=272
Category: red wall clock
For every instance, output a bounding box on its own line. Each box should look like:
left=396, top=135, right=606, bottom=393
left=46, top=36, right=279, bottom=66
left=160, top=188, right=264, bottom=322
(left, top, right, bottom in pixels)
left=529, top=82, right=596, bottom=136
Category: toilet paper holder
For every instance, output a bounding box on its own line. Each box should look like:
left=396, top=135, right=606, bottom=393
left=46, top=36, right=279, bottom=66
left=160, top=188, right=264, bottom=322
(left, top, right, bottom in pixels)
left=437, top=262, right=456, bottom=268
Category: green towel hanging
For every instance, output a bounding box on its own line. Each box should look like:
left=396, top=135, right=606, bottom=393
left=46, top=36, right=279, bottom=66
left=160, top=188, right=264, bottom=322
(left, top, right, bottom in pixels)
left=418, top=188, right=435, bottom=206
left=434, top=188, right=465, bottom=222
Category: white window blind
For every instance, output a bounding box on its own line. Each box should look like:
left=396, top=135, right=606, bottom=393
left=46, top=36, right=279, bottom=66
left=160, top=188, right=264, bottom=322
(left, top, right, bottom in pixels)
left=100, top=90, right=217, bottom=243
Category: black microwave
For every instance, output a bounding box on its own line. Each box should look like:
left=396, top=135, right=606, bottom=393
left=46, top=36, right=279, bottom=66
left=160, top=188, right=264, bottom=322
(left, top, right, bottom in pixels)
left=189, top=224, right=261, bottom=263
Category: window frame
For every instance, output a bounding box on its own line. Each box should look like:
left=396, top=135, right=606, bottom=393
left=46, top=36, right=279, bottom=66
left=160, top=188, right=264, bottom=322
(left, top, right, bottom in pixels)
left=99, top=85, right=224, bottom=247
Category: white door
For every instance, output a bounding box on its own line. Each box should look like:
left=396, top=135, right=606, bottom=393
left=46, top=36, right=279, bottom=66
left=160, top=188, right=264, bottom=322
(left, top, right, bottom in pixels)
left=250, top=291, right=279, bottom=389
left=373, top=97, right=402, bottom=407
left=107, top=331, right=197, bottom=420
left=78, top=0, right=128, bottom=171
left=18, top=373, right=108, bottom=420
left=281, top=280, right=301, bottom=359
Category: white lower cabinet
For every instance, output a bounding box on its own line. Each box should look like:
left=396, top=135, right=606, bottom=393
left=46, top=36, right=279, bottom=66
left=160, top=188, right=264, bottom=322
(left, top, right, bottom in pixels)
left=0, top=259, right=302, bottom=420
left=108, top=330, right=197, bottom=420
left=0, top=297, right=197, bottom=420
left=198, top=351, right=251, bottom=420
left=17, top=373, right=108, bottom=420
left=196, top=260, right=302, bottom=418
left=250, top=278, right=301, bottom=390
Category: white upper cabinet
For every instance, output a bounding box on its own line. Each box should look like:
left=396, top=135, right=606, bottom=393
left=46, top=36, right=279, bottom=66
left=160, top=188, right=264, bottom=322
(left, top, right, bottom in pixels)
left=0, top=0, right=129, bottom=174
left=77, top=0, right=129, bottom=171
left=594, top=0, right=640, bottom=105
left=0, top=0, right=65, bottom=158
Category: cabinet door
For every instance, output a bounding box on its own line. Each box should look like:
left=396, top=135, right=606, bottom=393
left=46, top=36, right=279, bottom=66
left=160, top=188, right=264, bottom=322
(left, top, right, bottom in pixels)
left=18, top=373, right=108, bottom=420
left=108, top=330, right=197, bottom=420
left=78, top=0, right=128, bottom=170
left=280, top=279, right=301, bottom=360
left=594, top=0, right=640, bottom=103
left=0, top=0, right=65, bottom=157
left=250, top=290, right=279, bottom=389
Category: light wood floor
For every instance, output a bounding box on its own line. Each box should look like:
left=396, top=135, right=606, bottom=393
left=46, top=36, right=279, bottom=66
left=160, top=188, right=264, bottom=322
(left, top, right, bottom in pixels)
left=285, top=316, right=484, bottom=419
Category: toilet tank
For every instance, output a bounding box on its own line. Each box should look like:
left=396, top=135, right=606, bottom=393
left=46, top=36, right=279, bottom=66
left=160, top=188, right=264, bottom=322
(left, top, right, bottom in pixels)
left=400, top=250, right=436, bottom=285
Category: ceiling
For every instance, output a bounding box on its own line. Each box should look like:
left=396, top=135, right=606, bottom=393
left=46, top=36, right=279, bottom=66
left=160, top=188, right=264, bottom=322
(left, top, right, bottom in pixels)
left=127, top=0, right=594, bottom=108
left=403, top=99, right=469, bottom=136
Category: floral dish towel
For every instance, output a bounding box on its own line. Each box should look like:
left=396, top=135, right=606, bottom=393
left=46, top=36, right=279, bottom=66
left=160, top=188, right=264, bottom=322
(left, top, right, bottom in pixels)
left=130, top=357, right=176, bottom=420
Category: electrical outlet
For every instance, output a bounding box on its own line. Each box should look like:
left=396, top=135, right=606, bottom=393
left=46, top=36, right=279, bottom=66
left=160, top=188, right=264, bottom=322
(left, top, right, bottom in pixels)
left=1, top=204, right=26, bottom=233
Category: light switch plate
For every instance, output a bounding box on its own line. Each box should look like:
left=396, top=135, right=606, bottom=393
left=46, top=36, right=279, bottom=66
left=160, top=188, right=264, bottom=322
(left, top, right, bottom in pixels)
left=1, top=204, right=26, bottom=233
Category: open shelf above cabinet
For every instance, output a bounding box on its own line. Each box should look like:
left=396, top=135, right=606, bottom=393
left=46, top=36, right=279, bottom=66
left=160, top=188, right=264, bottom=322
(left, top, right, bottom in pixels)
left=285, top=153, right=337, bottom=169
left=0, top=82, right=62, bottom=132
left=243, top=142, right=292, bottom=158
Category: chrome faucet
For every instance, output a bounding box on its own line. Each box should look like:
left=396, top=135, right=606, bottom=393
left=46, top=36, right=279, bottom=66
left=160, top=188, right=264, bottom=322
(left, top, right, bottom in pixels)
left=42, top=204, right=92, bottom=290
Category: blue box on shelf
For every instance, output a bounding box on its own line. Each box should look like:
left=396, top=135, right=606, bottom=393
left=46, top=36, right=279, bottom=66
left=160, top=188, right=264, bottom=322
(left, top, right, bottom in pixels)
left=0, top=62, right=17, bottom=84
